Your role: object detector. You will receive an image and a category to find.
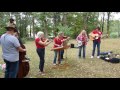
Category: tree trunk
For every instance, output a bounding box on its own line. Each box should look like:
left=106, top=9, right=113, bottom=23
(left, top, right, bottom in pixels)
left=107, top=12, right=111, bottom=37
left=118, top=21, right=120, bottom=37
left=19, top=15, right=22, bottom=38
left=102, top=12, right=105, bottom=32
left=32, top=16, right=35, bottom=39
left=41, top=12, right=48, bottom=38
left=62, top=12, right=67, bottom=26
left=83, top=12, right=89, bottom=30
left=53, top=13, right=57, bottom=36
left=30, top=24, right=31, bottom=38
left=44, top=19, right=48, bottom=38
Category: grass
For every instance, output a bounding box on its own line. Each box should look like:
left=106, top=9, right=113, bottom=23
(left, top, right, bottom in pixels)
left=1, top=38, right=120, bottom=78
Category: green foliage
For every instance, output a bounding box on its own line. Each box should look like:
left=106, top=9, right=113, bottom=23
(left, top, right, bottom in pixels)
left=57, top=24, right=72, bottom=36
left=110, top=32, right=118, bottom=38
left=0, top=12, right=119, bottom=39
left=27, top=38, right=35, bottom=41
left=0, top=28, right=6, bottom=35
left=21, top=37, right=27, bottom=44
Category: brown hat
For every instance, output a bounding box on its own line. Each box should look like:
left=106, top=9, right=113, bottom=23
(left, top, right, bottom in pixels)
left=10, top=18, right=14, bottom=21
left=5, top=22, right=17, bottom=31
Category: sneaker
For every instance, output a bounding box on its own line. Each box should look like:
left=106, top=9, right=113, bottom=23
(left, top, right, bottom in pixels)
left=91, top=56, right=94, bottom=58
left=41, top=73, right=45, bottom=75
left=39, top=71, right=45, bottom=75
left=53, top=63, right=56, bottom=65
left=97, top=56, right=100, bottom=59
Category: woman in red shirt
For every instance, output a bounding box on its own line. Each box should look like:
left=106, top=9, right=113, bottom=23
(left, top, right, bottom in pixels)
left=76, top=30, right=88, bottom=59
left=53, top=32, right=65, bottom=65
left=35, top=31, right=51, bottom=75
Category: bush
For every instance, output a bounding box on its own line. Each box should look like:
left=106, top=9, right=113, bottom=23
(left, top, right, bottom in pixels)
left=0, top=28, right=6, bottom=36
left=21, top=37, right=27, bottom=44
left=21, top=37, right=35, bottom=44
left=110, top=32, right=118, bottom=38
left=27, top=38, right=35, bottom=41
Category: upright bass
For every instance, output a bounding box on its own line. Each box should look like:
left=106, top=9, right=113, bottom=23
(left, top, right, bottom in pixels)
left=17, top=38, right=30, bottom=78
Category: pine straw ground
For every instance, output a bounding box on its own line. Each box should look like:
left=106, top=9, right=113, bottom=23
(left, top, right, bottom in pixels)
left=0, top=38, right=120, bottom=78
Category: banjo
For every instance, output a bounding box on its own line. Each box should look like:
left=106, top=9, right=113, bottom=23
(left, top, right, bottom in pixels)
left=77, top=41, right=82, bottom=47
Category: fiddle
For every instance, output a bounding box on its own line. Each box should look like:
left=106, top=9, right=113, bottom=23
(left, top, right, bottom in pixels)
left=40, top=37, right=53, bottom=47
left=63, top=36, right=67, bottom=39
left=41, top=37, right=53, bottom=42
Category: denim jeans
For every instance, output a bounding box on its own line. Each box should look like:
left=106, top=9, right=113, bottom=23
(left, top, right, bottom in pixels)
left=4, top=59, right=19, bottom=78
left=37, top=48, right=45, bottom=72
left=61, top=50, right=64, bottom=59
left=53, top=50, right=62, bottom=64
left=78, top=45, right=86, bottom=58
left=92, top=40, right=100, bottom=56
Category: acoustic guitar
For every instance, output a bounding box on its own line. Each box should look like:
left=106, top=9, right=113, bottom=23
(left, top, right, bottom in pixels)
left=89, top=32, right=108, bottom=41
left=89, top=33, right=99, bottom=41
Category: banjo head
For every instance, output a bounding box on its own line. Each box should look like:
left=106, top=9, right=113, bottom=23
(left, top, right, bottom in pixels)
left=78, top=41, right=82, bottom=46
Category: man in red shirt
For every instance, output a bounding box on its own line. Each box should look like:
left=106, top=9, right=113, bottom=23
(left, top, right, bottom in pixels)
left=91, top=27, right=102, bottom=59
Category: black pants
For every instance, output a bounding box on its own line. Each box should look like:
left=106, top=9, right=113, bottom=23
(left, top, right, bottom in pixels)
left=61, top=50, right=64, bottom=59
left=37, top=48, right=45, bottom=72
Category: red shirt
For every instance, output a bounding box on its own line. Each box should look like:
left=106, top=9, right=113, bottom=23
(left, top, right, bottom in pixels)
left=92, top=29, right=102, bottom=42
left=53, top=37, right=63, bottom=48
left=35, top=38, right=45, bottom=48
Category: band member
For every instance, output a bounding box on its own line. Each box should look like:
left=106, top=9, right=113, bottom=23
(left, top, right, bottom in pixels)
left=35, top=31, right=51, bottom=75
left=53, top=32, right=63, bottom=65
left=52, top=31, right=69, bottom=65
left=90, top=27, right=102, bottom=58
left=0, top=22, right=26, bottom=78
left=76, top=30, right=88, bottom=59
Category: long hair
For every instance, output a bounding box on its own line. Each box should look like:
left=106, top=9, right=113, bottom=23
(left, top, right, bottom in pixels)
left=79, top=30, right=87, bottom=36
left=77, top=30, right=88, bottom=42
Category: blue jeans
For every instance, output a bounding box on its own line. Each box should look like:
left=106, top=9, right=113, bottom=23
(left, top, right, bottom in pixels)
left=4, top=59, right=19, bottom=78
left=37, top=48, right=45, bottom=72
left=79, top=45, right=86, bottom=58
left=61, top=50, right=64, bottom=59
left=92, top=40, right=100, bottom=56
left=53, top=50, right=62, bottom=64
